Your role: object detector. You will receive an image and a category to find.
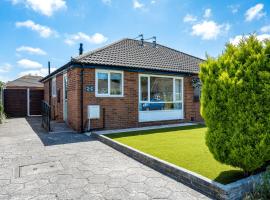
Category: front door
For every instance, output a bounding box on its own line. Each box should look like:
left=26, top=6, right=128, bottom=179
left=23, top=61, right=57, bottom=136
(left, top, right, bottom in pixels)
left=63, top=73, right=68, bottom=121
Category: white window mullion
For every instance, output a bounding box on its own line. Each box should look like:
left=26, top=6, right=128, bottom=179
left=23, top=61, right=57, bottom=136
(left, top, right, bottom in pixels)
left=173, top=78, right=175, bottom=102
left=147, top=76, right=150, bottom=102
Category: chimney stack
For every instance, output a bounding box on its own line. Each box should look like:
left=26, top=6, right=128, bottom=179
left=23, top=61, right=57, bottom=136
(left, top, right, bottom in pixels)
left=79, top=43, right=83, bottom=55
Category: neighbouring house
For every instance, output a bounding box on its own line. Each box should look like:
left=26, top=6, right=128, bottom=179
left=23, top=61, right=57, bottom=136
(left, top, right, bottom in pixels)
left=4, top=75, right=44, bottom=117
left=40, top=38, right=203, bottom=132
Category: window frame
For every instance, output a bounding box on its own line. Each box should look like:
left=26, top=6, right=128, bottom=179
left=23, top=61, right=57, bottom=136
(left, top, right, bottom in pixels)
left=51, top=76, right=57, bottom=97
left=139, top=74, right=183, bottom=105
left=95, top=69, right=124, bottom=97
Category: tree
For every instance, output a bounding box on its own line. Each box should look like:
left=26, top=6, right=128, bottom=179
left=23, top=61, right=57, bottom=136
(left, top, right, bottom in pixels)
left=199, top=35, right=270, bottom=174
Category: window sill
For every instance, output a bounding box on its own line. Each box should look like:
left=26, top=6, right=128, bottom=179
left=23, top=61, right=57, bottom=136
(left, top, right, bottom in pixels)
left=95, top=95, right=124, bottom=98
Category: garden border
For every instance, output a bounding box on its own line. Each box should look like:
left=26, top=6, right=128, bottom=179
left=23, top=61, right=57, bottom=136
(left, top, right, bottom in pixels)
left=92, top=132, right=264, bottom=200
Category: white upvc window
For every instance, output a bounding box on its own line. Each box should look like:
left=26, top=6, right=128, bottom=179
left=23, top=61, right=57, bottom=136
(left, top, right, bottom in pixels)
left=51, top=77, right=57, bottom=97
left=139, top=74, right=184, bottom=122
left=95, top=69, right=124, bottom=97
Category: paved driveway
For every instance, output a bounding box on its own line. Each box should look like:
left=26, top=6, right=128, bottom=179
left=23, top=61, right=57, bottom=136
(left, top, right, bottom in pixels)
left=0, top=117, right=209, bottom=200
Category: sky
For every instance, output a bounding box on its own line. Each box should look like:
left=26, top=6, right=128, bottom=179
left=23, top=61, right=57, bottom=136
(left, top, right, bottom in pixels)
left=0, top=0, right=269, bottom=82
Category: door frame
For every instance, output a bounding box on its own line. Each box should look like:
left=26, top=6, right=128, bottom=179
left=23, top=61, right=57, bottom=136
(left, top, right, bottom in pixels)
left=63, top=72, right=68, bottom=121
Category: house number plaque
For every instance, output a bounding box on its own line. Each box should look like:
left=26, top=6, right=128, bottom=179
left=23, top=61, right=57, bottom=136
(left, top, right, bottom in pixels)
left=85, top=85, right=95, bottom=92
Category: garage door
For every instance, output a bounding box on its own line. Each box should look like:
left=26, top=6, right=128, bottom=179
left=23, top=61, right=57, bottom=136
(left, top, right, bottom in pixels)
left=30, top=90, right=44, bottom=115
left=4, top=89, right=27, bottom=117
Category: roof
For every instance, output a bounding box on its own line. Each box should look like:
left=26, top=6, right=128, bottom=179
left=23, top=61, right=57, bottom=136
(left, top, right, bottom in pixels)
left=6, top=75, right=44, bottom=88
left=75, top=38, right=203, bottom=73
left=41, top=38, right=204, bottom=82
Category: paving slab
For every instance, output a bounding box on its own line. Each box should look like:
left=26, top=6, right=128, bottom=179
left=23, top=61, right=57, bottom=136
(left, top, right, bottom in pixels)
left=0, top=117, right=210, bottom=200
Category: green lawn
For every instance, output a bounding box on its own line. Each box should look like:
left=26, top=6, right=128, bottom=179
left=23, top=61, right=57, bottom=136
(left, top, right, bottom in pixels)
left=107, top=125, right=245, bottom=184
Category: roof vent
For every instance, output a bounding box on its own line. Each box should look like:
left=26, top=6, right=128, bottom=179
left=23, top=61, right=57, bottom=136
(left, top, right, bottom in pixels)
left=145, top=36, right=157, bottom=48
left=152, top=36, right=157, bottom=48
left=139, top=34, right=144, bottom=46
left=134, top=34, right=144, bottom=46
left=79, top=43, right=83, bottom=55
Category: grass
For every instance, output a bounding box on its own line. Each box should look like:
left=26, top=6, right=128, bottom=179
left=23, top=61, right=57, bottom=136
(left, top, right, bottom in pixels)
left=107, top=125, right=245, bottom=184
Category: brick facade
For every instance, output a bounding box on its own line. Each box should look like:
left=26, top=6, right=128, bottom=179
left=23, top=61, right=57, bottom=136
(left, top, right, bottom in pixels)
left=44, top=74, right=64, bottom=122
left=43, top=67, right=203, bottom=132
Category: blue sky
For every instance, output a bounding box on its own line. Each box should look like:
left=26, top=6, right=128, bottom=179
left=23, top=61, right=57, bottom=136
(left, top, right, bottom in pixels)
left=0, top=0, right=269, bottom=82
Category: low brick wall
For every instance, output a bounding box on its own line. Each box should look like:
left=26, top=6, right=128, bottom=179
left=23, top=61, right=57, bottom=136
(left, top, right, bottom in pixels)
left=92, top=133, right=264, bottom=200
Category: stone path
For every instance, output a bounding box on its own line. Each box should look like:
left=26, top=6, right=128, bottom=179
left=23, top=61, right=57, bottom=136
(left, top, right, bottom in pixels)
left=0, top=117, right=210, bottom=200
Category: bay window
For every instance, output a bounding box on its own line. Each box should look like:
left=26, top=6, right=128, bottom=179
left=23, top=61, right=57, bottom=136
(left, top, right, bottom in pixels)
left=139, top=74, right=183, bottom=122
left=96, top=70, right=123, bottom=97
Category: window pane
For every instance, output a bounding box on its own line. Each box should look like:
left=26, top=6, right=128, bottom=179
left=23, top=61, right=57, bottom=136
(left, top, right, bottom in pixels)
left=64, top=76, right=68, bottom=100
left=140, top=76, right=148, bottom=101
left=98, top=72, right=108, bottom=94
left=139, top=103, right=182, bottom=111
left=150, top=77, right=173, bottom=102
left=175, top=79, right=182, bottom=101
left=52, top=78, right=56, bottom=97
left=193, top=86, right=201, bottom=102
left=110, top=73, right=122, bottom=95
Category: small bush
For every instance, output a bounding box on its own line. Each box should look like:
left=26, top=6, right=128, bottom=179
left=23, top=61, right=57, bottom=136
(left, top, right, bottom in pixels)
left=0, top=104, right=5, bottom=124
left=199, top=35, right=270, bottom=173
left=244, top=167, right=270, bottom=200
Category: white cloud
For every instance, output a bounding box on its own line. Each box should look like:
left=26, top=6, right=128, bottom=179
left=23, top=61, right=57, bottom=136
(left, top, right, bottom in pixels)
left=10, top=0, right=66, bottom=16
left=183, top=14, right=197, bottom=23
left=245, top=3, right=266, bottom=22
left=64, top=32, right=108, bottom=46
left=151, top=0, right=156, bottom=4
left=0, top=63, right=12, bottom=73
left=101, top=0, right=111, bottom=5
left=261, top=25, right=270, bottom=33
left=19, top=67, right=57, bottom=77
left=191, top=20, right=230, bottom=40
left=17, top=59, right=43, bottom=69
left=203, top=8, right=212, bottom=18
left=133, top=0, right=144, bottom=9
left=228, top=4, right=240, bottom=14
left=16, top=46, right=47, bottom=55
left=229, top=34, right=270, bottom=45
left=16, top=20, right=57, bottom=38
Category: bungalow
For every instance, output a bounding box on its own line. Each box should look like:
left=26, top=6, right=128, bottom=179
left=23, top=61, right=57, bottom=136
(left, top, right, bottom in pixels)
left=40, top=38, right=203, bottom=132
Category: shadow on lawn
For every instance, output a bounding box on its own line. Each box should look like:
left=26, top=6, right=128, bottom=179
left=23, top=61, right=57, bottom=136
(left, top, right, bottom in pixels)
left=108, top=124, right=206, bottom=139
left=214, top=170, right=245, bottom=184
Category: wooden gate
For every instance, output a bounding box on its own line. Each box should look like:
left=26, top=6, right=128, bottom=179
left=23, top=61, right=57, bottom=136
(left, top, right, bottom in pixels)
left=30, top=90, right=44, bottom=115
left=4, top=89, right=27, bottom=117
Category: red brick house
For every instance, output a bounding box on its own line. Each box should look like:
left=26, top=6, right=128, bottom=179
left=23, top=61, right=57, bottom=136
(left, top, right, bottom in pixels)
left=40, top=38, right=203, bottom=132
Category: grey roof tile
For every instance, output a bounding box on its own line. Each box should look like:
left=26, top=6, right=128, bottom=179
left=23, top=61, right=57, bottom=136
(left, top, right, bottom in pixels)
left=6, top=75, right=44, bottom=88
left=74, top=38, right=203, bottom=74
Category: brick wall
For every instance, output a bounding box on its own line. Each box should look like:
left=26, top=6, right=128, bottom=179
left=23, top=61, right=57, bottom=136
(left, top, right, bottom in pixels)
left=184, top=76, right=203, bottom=122
left=43, top=67, right=203, bottom=132
left=82, top=68, right=138, bottom=131
left=43, top=74, right=64, bottom=122
left=44, top=81, right=49, bottom=103
left=67, top=68, right=81, bottom=131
